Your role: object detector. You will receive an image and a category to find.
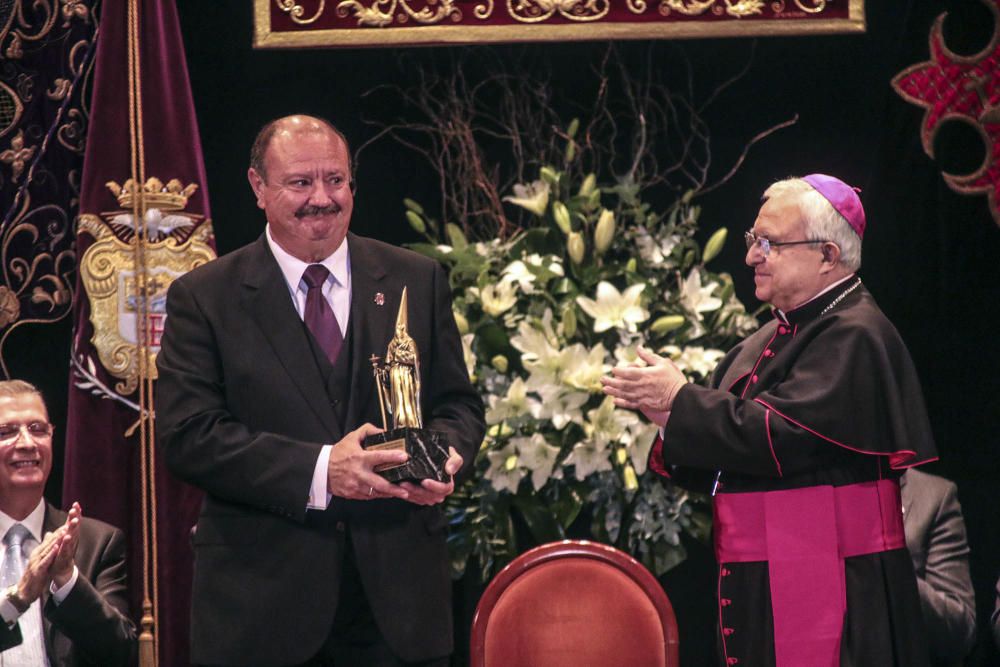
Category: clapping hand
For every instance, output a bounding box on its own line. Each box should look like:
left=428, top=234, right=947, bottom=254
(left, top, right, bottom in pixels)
left=601, top=346, right=686, bottom=427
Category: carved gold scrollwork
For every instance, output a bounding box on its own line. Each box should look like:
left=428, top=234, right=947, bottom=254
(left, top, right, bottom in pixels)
left=724, top=0, right=765, bottom=16
left=627, top=0, right=648, bottom=14
left=337, top=0, right=396, bottom=27
left=399, top=0, right=460, bottom=25
left=793, top=0, right=826, bottom=13
left=508, top=0, right=608, bottom=24
left=276, top=0, right=328, bottom=25
left=661, top=0, right=715, bottom=17
left=474, top=0, right=495, bottom=19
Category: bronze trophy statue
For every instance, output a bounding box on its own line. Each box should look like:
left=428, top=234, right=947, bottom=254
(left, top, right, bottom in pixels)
left=363, top=287, right=451, bottom=482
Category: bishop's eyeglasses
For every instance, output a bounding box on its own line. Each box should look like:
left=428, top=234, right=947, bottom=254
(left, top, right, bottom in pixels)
left=0, top=421, right=54, bottom=444
left=744, top=230, right=828, bottom=257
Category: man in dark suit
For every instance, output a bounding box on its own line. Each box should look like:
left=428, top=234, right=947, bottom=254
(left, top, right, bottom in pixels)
left=0, top=380, right=135, bottom=666
left=901, top=468, right=977, bottom=666
left=156, top=114, right=485, bottom=666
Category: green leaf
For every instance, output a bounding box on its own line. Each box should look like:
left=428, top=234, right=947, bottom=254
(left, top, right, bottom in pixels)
left=550, top=486, right=584, bottom=529
left=653, top=541, right=688, bottom=576
left=474, top=323, right=512, bottom=358
left=512, top=494, right=565, bottom=543
left=406, top=243, right=452, bottom=263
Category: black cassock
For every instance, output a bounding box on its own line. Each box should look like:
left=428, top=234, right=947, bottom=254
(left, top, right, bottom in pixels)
left=651, top=277, right=937, bottom=667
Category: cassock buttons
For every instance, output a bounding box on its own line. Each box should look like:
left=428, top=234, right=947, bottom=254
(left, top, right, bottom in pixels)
left=720, top=598, right=732, bottom=606
left=751, top=375, right=758, bottom=383
left=764, top=349, right=775, bottom=358
left=778, top=326, right=789, bottom=335
left=723, top=627, right=734, bottom=636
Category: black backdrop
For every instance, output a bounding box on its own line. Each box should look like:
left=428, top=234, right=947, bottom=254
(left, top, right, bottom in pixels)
left=7, top=1, right=999, bottom=664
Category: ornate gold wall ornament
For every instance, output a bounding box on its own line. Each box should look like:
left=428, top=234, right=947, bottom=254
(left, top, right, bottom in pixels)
left=725, top=0, right=765, bottom=17
left=277, top=0, right=328, bottom=24
left=0, top=130, right=35, bottom=182
left=258, top=0, right=863, bottom=46
left=892, top=0, right=1000, bottom=227
left=77, top=179, right=215, bottom=396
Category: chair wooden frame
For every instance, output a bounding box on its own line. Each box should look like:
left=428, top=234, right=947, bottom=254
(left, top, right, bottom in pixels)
left=470, top=539, right=680, bottom=667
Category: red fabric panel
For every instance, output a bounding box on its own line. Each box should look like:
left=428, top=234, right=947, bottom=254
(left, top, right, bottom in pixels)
left=482, top=559, right=666, bottom=666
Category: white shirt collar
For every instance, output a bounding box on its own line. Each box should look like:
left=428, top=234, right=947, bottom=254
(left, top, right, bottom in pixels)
left=265, top=224, right=351, bottom=293
left=0, top=499, right=46, bottom=544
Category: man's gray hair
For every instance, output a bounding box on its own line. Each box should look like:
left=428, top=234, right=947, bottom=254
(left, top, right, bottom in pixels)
left=0, top=380, right=42, bottom=400
left=763, top=178, right=862, bottom=271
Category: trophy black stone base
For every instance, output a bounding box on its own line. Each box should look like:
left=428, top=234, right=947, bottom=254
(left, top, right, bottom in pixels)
left=363, top=428, right=451, bottom=484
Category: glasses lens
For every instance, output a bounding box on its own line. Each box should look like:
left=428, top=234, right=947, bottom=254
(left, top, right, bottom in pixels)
left=26, top=422, right=52, bottom=437
left=0, top=425, right=18, bottom=441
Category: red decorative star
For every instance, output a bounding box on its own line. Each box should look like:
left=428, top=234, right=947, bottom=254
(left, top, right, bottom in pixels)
left=892, top=0, right=1000, bottom=226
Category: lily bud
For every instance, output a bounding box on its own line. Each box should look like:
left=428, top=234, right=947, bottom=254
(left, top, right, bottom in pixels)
left=567, top=118, right=580, bottom=138
left=594, top=209, right=615, bottom=255
left=567, top=232, right=585, bottom=265
left=626, top=258, right=637, bottom=273
left=446, top=223, right=468, bottom=250
left=564, top=140, right=576, bottom=163
left=454, top=310, right=469, bottom=334
left=616, top=447, right=628, bottom=465
left=540, top=166, right=559, bottom=186
left=563, top=307, right=577, bottom=339
left=703, top=228, right=727, bottom=264
left=504, top=454, right=519, bottom=471
left=403, top=198, right=425, bottom=215
left=553, top=202, right=572, bottom=235
left=623, top=463, right=639, bottom=491
left=406, top=210, right=426, bottom=234
left=491, top=355, right=509, bottom=373
left=650, top=315, right=686, bottom=335
left=578, top=173, right=597, bottom=198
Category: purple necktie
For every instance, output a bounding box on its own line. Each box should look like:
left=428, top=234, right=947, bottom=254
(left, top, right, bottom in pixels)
left=302, top=264, right=344, bottom=364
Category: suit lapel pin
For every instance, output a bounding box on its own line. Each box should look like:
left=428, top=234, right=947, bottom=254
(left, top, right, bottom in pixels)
left=374, top=292, right=385, bottom=306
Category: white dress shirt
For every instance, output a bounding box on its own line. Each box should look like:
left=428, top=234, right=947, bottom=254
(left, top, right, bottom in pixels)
left=265, top=225, right=352, bottom=509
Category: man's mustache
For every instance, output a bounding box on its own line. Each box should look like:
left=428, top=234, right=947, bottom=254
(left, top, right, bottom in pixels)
left=295, top=203, right=341, bottom=218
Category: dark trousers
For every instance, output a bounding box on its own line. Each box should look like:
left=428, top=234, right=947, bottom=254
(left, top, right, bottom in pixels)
left=301, top=531, right=450, bottom=667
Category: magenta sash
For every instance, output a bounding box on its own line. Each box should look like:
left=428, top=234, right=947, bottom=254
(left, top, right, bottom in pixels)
left=713, top=480, right=905, bottom=667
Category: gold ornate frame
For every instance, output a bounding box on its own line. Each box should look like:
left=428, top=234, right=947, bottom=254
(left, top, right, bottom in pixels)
left=253, top=0, right=865, bottom=49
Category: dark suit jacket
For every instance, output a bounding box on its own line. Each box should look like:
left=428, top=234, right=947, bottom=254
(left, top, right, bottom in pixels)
left=0, top=504, right=135, bottom=666
left=156, top=233, right=485, bottom=666
left=902, top=469, right=977, bottom=667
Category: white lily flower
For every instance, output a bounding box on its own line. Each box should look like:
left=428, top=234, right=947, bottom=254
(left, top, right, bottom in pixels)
left=480, top=282, right=518, bottom=317
left=561, top=343, right=610, bottom=393
left=461, top=333, right=476, bottom=380
left=679, top=269, right=722, bottom=318
left=436, top=244, right=454, bottom=254
left=576, top=281, right=649, bottom=333
left=500, top=260, right=536, bottom=293
left=528, top=384, right=588, bottom=430
left=503, top=179, right=550, bottom=217
left=510, top=313, right=560, bottom=370
left=565, top=438, right=614, bottom=481
left=613, top=344, right=641, bottom=366
left=512, top=433, right=561, bottom=491
left=624, top=420, right=660, bottom=475
left=662, top=345, right=726, bottom=377
left=484, top=442, right=525, bottom=493
left=486, top=377, right=530, bottom=425
left=585, top=395, right=639, bottom=448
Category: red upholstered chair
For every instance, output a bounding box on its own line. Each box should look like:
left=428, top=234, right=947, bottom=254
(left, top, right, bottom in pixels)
left=470, top=540, right=680, bottom=667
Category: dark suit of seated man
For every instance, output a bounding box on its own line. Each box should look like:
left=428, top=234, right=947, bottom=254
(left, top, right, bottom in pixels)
left=0, top=380, right=135, bottom=666
left=901, top=469, right=977, bottom=667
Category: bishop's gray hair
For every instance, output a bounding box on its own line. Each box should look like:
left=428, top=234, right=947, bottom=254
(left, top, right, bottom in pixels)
left=763, top=178, right=862, bottom=272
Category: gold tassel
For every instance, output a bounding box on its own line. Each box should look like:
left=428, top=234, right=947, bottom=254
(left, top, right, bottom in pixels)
left=138, top=600, right=156, bottom=667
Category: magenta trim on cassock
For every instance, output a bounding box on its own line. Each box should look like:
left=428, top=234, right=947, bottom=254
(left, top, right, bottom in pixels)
left=714, top=480, right=905, bottom=667
left=752, top=398, right=936, bottom=469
